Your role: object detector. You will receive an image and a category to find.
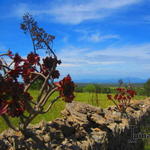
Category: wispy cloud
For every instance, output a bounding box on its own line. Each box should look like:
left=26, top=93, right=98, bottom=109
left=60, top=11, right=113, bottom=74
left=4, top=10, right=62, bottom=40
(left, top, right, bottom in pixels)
left=0, top=44, right=7, bottom=52
left=11, top=0, right=141, bottom=24
left=80, top=32, right=120, bottom=42
left=87, top=43, right=150, bottom=59
left=59, top=43, right=150, bottom=67
left=60, top=63, right=79, bottom=67
left=57, top=43, right=150, bottom=79
left=143, top=15, right=150, bottom=24
left=50, top=0, right=141, bottom=24
left=13, top=3, right=30, bottom=17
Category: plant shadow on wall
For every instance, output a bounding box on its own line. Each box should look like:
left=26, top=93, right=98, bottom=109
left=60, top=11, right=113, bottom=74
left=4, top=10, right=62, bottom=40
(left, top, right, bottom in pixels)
left=0, top=13, right=75, bottom=145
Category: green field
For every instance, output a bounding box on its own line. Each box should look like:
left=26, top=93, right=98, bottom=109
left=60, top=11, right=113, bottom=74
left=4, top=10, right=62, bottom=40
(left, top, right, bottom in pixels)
left=0, top=90, right=147, bottom=133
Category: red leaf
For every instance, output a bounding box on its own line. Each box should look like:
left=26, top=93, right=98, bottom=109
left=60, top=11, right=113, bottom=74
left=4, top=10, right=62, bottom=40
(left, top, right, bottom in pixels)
left=0, top=103, right=8, bottom=115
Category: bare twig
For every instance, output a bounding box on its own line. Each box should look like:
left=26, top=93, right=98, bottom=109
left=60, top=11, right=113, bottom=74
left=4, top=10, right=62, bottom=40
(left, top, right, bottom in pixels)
left=27, top=22, right=36, bottom=54
left=43, top=40, right=57, bottom=58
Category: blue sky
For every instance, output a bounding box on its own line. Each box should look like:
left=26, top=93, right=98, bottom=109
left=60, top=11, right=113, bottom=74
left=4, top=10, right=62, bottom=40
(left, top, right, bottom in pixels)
left=1, top=0, right=150, bottom=82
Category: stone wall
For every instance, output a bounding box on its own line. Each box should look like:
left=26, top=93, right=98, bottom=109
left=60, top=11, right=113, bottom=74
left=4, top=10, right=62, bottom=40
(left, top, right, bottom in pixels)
left=0, top=99, right=150, bottom=150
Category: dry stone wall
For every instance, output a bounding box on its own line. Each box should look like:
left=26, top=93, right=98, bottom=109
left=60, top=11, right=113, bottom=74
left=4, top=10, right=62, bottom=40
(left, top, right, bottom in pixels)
left=0, top=99, right=150, bottom=150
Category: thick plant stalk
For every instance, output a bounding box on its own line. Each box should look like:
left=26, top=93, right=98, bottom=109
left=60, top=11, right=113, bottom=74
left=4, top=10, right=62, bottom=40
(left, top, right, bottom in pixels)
left=40, top=87, right=57, bottom=107
left=21, top=94, right=60, bottom=129
left=2, top=115, right=18, bottom=131
left=37, top=60, right=57, bottom=104
left=1, top=65, right=12, bottom=71
left=31, top=72, right=46, bottom=80
left=24, top=101, right=37, bottom=114
left=111, top=99, right=121, bottom=111
left=41, top=96, right=60, bottom=114
left=22, top=113, right=38, bottom=130
left=37, top=75, right=50, bottom=103
left=24, top=75, right=40, bottom=92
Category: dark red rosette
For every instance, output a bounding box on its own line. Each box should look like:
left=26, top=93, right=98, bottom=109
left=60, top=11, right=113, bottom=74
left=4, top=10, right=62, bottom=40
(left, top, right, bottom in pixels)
left=54, top=75, right=75, bottom=102
left=27, top=52, right=40, bottom=65
left=51, top=70, right=60, bottom=79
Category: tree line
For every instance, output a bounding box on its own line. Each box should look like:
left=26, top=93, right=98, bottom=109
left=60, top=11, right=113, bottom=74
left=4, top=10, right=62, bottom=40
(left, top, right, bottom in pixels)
left=75, top=79, right=150, bottom=96
left=30, top=79, right=150, bottom=96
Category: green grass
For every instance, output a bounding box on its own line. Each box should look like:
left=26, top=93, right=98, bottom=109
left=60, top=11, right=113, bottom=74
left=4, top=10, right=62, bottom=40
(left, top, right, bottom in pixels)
left=144, top=139, right=150, bottom=150
left=75, top=92, right=115, bottom=108
left=144, top=144, right=150, bottom=150
left=0, top=91, right=147, bottom=133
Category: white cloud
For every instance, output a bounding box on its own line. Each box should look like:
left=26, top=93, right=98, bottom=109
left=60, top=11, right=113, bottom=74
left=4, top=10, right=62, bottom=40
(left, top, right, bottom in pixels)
left=57, top=46, right=123, bottom=67
left=75, top=28, right=120, bottom=43
left=60, top=63, right=79, bottom=67
left=57, top=43, right=150, bottom=79
left=143, top=15, right=150, bottom=24
left=13, top=3, right=30, bottom=17
left=0, top=44, right=7, bottom=53
left=50, top=0, right=141, bottom=24
left=58, top=43, right=150, bottom=67
left=81, top=32, right=119, bottom=42
left=62, top=36, right=69, bottom=43
left=87, top=43, right=150, bottom=59
left=87, top=61, right=124, bottom=65
left=12, top=0, right=141, bottom=24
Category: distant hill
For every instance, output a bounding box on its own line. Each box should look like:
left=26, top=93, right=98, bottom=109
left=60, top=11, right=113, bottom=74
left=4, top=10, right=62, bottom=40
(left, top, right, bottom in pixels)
left=74, top=77, right=147, bottom=84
